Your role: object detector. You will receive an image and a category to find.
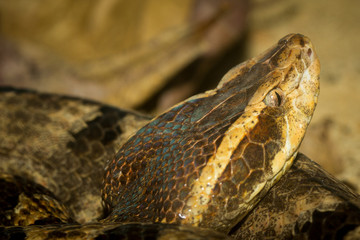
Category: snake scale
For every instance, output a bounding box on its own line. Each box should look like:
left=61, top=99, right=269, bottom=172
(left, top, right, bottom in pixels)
left=0, top=34, right=360, bottom=239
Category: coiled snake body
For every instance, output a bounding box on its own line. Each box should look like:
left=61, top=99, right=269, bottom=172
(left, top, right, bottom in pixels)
left=0, top=34, right=359, bottom=239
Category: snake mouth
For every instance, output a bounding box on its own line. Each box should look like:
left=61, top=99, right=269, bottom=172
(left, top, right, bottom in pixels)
left=263, top=39, right=319, bottom=188
left=275, top=35, right=320, bottom=164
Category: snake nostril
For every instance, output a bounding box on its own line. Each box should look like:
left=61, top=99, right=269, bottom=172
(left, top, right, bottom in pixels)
left=307, top=48, right=312, bottom=57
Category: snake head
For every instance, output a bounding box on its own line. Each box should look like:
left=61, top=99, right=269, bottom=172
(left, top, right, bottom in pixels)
left=102, top=34, right=320, bottom=234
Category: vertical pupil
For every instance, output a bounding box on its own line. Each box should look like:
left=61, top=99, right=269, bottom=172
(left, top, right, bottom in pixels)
left=275, top=91, right=282, bottom=106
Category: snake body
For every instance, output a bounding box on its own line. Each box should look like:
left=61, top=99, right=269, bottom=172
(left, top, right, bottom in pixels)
left=0, top=88, right=151, bottom=224
left=0, top=34, right=359, bottom=239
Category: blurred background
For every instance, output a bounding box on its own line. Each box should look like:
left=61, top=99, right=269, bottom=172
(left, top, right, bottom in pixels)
left=0, top=0, right=359, bottom=192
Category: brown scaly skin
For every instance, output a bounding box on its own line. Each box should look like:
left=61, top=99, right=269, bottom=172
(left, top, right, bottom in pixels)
left=103, top=34, right=320, bottom=232
left=0, top=87, right=150, bottom=223
left=232, top=153, right=360, bottom=239
left=1, top=154, right=359, bottom=239
left=0, top=34, right=359, bottom=239
left=0, top=172, right=74, bottom=226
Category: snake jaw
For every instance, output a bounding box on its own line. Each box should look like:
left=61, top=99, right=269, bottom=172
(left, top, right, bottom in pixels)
left=199, top=34, right=319, bottom=232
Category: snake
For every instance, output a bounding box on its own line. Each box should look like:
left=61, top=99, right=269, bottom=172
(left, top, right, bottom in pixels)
left=0, top=34, right=359, bottom=239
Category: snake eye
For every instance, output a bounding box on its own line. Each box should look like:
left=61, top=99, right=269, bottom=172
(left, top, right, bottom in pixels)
left=264, top=89, right=283, bottom=107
